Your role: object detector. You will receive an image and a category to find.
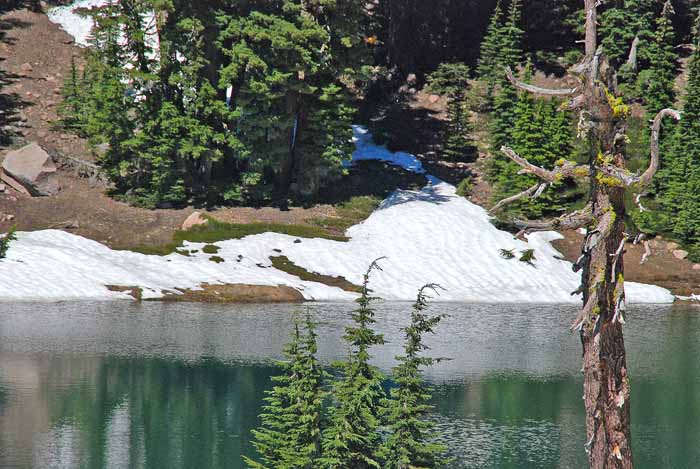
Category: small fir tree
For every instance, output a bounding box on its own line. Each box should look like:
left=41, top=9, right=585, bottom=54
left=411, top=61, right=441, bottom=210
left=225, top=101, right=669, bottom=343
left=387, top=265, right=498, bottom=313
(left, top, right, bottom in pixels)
left=0, top=226, right=17, bottom=259
left=426, top=63, right=476, bottom=162
left=491, top=62, right=575, bottom=218
left=244, top=313, right=325, bottom=469
left=379, top=285, right=448, bottom=469
left=321, top=260, right=386, bottom=469
left=476, top=0, right=505, bottom=99
left=489, top=0, right=524, bottom=152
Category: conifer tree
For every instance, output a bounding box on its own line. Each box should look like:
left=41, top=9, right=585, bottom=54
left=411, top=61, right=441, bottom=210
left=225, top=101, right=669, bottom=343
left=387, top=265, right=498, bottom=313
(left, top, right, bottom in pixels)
left=219, top=0, right=356, bottom=201
left=599, top=0, right=658, bottom=81
left=59, top=56, right=86, bottom=133
left=321, top=260, right=386, bottom=469
left=491, top=62, right=574, bottom=218
left=379, top=285, right=448, bottom=469
left=639, top=0, right=677, bottom=117
left=245, top=313, right=325, bottom=469
left=476, top=0, right=504, bottom=98
left=489, top=0, right=523, bottom=152
left=656, top=13, right=700, bottom=256
left=426, top=63, right=476, bottom=162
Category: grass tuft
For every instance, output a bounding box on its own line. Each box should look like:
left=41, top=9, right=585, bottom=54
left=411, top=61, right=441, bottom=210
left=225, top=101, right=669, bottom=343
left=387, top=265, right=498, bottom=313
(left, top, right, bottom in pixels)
left=270, top=256, right=361, bottom=293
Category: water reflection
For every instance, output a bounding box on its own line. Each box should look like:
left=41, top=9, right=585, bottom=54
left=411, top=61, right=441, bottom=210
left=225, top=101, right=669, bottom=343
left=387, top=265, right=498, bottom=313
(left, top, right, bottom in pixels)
left=0, top=301, right=697, bottom=468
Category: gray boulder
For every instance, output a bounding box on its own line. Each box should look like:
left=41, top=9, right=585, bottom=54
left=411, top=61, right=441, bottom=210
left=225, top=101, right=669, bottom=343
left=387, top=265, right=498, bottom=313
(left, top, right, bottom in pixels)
left=1, top=142, right=60, bottom=196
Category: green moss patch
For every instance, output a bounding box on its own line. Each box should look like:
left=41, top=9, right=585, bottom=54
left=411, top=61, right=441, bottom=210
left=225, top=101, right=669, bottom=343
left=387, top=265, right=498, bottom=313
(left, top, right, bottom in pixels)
left=202, top=244, right=220, bottom=254
left=270, top=256, right=361, bottom=293
left=312, top=196, right=381, bottom=234
left=130, top=216, right=350, bottom=256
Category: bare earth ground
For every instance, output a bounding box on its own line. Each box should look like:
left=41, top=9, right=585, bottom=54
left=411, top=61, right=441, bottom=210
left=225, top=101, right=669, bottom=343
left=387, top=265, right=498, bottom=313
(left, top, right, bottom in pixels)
left=0, top=6, right=699, bottom=297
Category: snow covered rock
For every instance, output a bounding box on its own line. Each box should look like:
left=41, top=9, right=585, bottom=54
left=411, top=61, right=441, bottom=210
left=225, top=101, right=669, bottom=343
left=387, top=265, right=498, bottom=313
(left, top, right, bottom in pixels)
left=1, top=143, right=60, bottom=196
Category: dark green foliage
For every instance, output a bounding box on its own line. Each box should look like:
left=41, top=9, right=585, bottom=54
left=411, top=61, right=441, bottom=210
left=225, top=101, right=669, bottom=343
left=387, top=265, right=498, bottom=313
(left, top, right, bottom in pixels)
left=426, top=63, right=476, bottom=162
left=488, top=0, right=524, bottom=152
left=455, top=177, right=473, bottom=197
left=321, top=260, right=386, bottom=469
left=638, top=1, right=677, bottom=116
left=59, top=56, right=86, bottom=132
left=653, top=15, right=700, bottom=248
left=379, top=285, right=448, bottom=469
left=245, top=313, right=325, bottom=469
left=599, top=0, right=658, bottom=73
left=490, top=63, right=576, bottom=218
left=476, top=0, right=505, bottom=95
left=519, top=248, right=536, bottom=266
left=499, top=248, right=515, bottom=260
left=0, top=226, right=17, bottom=259
left=60, top=0, right=369, bottom=207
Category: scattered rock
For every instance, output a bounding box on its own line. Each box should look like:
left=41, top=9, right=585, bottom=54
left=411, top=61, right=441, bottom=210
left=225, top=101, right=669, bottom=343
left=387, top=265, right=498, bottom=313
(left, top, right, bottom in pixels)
left=406, top=73, right=417, bottom=85
left=294, top=239, right=302, bottom=244
left=94, top=142, right=110, bottom=156
left=428, top=94, right=441, bottom=104
left=0, top=171, right=31, bottom=196
left=666, top=241, right=679, bottom=251
left=17, top=111, right=27, bottom=122
left=20, top=63, right=32, bottom=72
left=693, top=264, right=700, bottom=271
left=181, top=211, right=208, bottom=231
left=1, top=142, right=61, bottom=196
left=37, top=130, right=47, bottom=139
left=673, top=249, right=689, bottom=260
left=0, top=183, right=5, bottom=192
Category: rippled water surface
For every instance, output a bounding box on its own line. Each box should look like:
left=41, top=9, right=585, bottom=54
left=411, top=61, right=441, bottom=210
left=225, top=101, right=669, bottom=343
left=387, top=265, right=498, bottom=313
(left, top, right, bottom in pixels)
left=0, top=301, right=698, bottom=468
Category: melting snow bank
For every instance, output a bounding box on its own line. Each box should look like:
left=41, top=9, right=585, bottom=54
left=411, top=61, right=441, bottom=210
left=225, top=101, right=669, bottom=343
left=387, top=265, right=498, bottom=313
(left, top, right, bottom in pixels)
left=0, top=178, right=673, bottom=303
left=48, top=0, right=106, bottom=47
left=48, top=1, right=158, bottom=50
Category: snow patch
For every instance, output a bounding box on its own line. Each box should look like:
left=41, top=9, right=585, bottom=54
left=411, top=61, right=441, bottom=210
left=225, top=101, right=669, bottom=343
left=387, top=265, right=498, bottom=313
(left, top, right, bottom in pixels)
left=0, top=129, right=673, bottom=304
left=48, top=0, right=107, bottom=47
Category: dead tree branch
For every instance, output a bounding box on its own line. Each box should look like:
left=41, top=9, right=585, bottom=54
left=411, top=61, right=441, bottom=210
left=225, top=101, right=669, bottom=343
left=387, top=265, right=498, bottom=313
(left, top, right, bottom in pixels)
left=500, top=146, right=588, bottom=183
left=638, top=108, right=682, bottom=188
left=489, top=183, right=544, bottom=214
left=512, top=204, right=593, bottom=236
left=505, top=67, right=578, bottom=96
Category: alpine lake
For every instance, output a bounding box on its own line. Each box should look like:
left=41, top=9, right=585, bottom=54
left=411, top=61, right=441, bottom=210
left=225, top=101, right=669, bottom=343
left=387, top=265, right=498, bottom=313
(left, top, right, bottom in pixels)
left=0, top=301, right=698, bottom=468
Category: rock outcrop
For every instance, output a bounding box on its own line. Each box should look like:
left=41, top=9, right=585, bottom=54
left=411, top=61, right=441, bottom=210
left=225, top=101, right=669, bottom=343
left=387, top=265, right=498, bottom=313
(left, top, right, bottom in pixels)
left=182, top=211, right=208, bottom=231
left=1, top=142, right=60, bottom=196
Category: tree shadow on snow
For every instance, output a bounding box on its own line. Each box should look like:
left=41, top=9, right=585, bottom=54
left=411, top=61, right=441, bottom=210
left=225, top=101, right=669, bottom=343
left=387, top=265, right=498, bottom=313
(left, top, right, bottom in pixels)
left=376, top=182, right=452, bottom=210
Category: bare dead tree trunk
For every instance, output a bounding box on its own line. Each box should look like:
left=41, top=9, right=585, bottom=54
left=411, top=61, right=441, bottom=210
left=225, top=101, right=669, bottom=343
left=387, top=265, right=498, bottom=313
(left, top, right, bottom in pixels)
left=490, top=1, right=681, bottom=467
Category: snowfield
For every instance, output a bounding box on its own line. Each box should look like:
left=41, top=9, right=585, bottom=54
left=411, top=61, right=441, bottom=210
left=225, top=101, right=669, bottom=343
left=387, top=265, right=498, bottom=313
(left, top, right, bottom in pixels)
left=0, top=126, right=673, bottom=303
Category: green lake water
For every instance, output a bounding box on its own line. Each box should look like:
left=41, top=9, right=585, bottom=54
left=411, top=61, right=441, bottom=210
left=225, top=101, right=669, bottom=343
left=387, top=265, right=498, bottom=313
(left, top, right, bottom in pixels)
left=0, top=301, right=698, bottom=468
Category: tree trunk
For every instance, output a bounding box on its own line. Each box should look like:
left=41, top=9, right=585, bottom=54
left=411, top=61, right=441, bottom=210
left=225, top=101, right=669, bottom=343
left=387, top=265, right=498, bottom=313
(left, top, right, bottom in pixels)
left=579, top=1, right=633, bottom=466
left=494, top=3, right=679, bottom=466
